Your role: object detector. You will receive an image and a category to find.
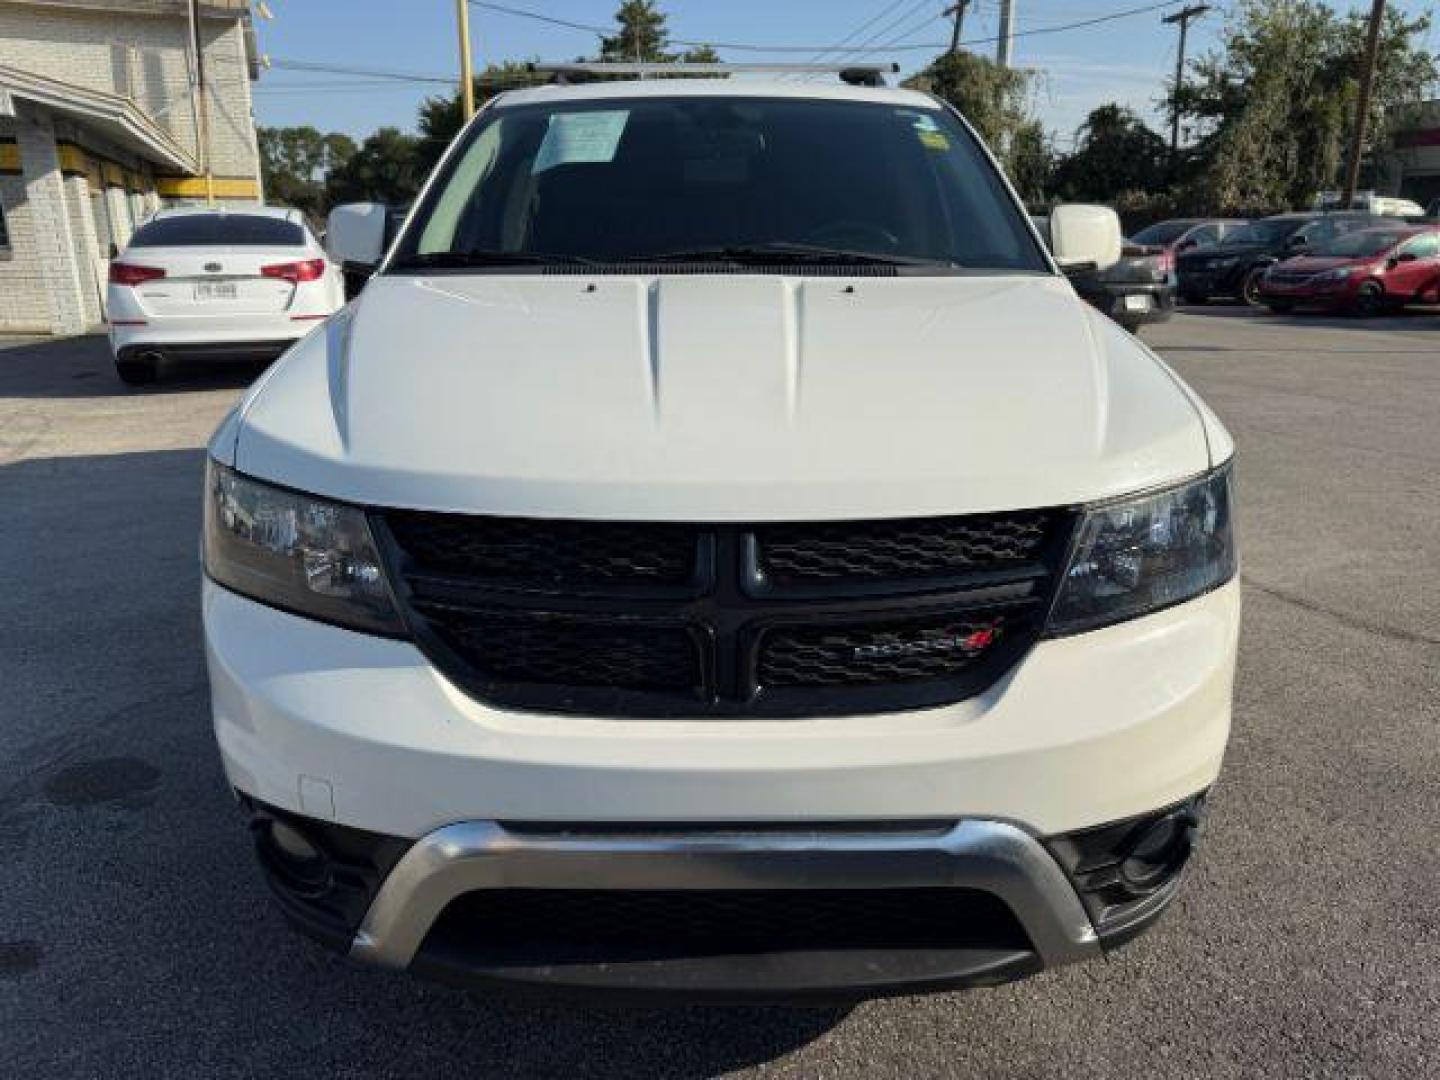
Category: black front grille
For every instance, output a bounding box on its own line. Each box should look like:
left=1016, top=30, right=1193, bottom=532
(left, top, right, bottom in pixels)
left=424, top=887, right=1029, bottom=960
left=376, top=509, right=1074, bottom=717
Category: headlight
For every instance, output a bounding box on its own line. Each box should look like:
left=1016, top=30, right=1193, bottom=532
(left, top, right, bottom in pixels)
left=204, top=461, right=404, bottom=635
left=1047, top=466, right=1235, bottom=635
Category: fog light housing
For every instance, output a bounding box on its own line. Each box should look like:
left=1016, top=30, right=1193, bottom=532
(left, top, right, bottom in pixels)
left=1046, top=794, right=1206, bottom=951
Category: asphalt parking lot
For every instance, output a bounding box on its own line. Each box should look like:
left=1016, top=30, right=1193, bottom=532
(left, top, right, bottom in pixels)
left=2, top=308, right=1438, bottom=1078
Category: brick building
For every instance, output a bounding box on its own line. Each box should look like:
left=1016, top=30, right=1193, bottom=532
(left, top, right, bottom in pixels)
left=0, top=0, right=263, bottom=334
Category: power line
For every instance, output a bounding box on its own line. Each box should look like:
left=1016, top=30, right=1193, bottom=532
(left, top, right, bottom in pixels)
left=467, top=0, right=1184, bottom=54
left=808, top=0, right=916, bottom=64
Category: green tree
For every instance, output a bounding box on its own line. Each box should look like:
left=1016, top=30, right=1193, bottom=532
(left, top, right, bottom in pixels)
left=415, top=63, right=537, bottom=175
left=598, top=1, right=718, bottom=64
left=906, top=51, right=1049, bottom=199
left=324, top=127, right=423, bottom=207
left=1177, top=0, right=1436, bottom=211
left=258, top=126, right=355, bottom=220
left=1052, top=105, right=1168, bottom=202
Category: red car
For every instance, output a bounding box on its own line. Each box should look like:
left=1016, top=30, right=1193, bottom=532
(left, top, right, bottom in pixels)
left=1258, top=226, right=1440, bottom=314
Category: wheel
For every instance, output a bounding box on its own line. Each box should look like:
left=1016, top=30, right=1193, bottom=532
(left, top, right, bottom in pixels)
left=1240, top=269, right=1267, bottom=307
left=115, top=357, right=158, bottom=385
left=1353, top=280, right=1386, bottom=317
left=1265, top=301, right=1294, bottom=315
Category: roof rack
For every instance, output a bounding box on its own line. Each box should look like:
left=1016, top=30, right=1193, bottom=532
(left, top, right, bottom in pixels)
left=527, top=62, right=900, bottom=88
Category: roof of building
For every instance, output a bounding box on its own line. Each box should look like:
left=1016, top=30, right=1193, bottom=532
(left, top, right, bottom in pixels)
left=0, top=63, right=197, bottom=173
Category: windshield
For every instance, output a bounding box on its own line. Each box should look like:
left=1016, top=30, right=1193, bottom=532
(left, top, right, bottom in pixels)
left=1315, top=230, right=1409, bottom=257
left=1131, top=221, right=1193, bottom=246
left=391, top=96, right=1046, bottom=272
left=1223, top=219, right=1302, bottom=246
left=129, top=214, right=304, bottom=247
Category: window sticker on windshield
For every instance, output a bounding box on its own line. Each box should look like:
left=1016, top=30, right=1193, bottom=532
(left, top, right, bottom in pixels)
left=532, top=110, right=630, bottom=173
left=905, top=112, right=950, bottom=151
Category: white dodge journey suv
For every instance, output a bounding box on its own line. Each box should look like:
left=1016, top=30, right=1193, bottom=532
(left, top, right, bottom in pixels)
left=203, top=67, right=1238, bottom=1000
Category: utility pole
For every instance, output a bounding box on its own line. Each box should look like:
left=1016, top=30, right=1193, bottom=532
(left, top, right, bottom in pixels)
left=456, top=0, right=476, bottom=121
left=996, top=0, right=1015, bottom=68
left=1162, top=4, right=1210, bottom=158
left=186, top=0, right=214, bottom=205
left=1342, top=0, right=1386, bottom=207
left=944, top=2, right=970, bottom=55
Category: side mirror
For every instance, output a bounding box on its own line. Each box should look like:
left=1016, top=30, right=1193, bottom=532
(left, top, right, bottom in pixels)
left=1285, top=234, right=1308, bottom=250
left=1049, top=204, right=1123, bottom=272
left=325, top=203, right=388, bottom=295
left=1393, top=251, right=1417, bottom=264
left=1176, top=238, right=1198, bottom=252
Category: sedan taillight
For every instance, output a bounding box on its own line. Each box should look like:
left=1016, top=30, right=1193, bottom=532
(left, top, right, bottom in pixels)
left=109, top=263, right=166, bottom=286
left=261, top=258, right=327, bottom=284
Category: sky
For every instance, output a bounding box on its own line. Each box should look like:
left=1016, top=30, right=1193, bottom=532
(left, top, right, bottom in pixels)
left=249, top=1, right=1435, bottom=147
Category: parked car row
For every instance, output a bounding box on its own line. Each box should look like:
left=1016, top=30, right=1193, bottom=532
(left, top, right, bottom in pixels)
left=1146, top=210, right=1440, bottom=316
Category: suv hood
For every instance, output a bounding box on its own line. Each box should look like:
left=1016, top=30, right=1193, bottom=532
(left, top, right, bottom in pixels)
left=230, top=274, right=1215, bottom=520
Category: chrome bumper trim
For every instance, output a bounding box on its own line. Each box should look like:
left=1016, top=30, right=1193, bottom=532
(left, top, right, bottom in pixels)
left=349, top=820, right=1100, bottom=971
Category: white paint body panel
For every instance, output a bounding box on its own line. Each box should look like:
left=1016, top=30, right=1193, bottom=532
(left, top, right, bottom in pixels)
left=234, top=273, right=1210, bottom=519
left=206, top=578, right=1239, bottom=839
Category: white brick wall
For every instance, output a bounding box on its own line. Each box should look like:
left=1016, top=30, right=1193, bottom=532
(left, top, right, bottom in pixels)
left=0, top=120, right=52, bottom=331
left=0, top=0, right=261, bottom=185
left=14, top=106, right=87, bottom=334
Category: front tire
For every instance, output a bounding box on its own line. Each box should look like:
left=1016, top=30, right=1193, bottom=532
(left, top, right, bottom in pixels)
left=1353, top=280, right=1386, bottom=317
left=1241, top=269, right=1267, bottom=307
left=115, top=357, right=158, bottom=386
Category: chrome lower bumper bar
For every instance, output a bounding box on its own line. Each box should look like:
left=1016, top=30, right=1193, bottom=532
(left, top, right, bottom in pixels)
left=350, top=819, right=1101, bottom=974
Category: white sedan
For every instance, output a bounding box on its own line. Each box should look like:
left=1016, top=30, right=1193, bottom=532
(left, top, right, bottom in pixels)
left=106, top=206, right=344, bottom=385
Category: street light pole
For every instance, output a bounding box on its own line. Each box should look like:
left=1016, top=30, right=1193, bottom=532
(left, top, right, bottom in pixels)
left=456, top=0, right=476, bottom=122
left=1342, top=0, right=1386, bottom=208
left=1162, top=4, right=1211, bottom=159
left=996, top=0, right=1015, bottom=68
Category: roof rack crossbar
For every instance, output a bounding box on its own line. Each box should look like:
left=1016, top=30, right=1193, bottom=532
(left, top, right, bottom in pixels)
left=527, top=62, right=899, bottom=87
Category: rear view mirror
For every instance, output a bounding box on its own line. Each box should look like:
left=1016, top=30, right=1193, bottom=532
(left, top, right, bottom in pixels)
left=1049, top=204, right=1123, bottom=272
left=326, top=203, right=389, bottom=297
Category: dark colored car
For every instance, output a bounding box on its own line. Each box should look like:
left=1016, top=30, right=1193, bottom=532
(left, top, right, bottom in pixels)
left=1176, top=212, right=1386, bottom=306
left=1258, top=226, right=1440, bottom=315
left=1129, top=218, right=1249, bottom=281
left=1033, top=215, right=1173, bottom=333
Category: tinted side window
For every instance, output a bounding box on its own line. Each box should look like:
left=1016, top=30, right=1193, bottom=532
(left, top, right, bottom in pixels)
left=1188, top=225, right=1218, bottom=245
left=129, top=215, right=304, bottom=247
left=1402, top=233, right=1439, bottom=258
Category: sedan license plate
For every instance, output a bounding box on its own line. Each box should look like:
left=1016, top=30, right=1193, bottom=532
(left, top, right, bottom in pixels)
left=194, top=282, right=238, bottom=301
left=1122, top=293, right=1152, bottom=313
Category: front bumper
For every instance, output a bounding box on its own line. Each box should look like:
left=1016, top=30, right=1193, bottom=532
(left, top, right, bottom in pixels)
left=1098, top=282, right=1174, bottom=326
left=247, top=799, right=1201, bottom=999
left=207, top=578, right=1236, bottom=995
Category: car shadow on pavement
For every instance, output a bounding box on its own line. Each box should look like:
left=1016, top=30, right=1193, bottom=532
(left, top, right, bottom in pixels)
left=0, top=334, right=271, bottom=399
left=0, top=444, right=852, bottom=1078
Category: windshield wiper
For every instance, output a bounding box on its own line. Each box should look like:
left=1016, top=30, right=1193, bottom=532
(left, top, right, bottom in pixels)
left=390, top=249, right=599, bottom=269
left=628, top=243, right=958, bottom=268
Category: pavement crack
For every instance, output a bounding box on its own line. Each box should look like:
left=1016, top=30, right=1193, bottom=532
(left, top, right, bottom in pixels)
left=1242, top=575, right=1440, bottom=647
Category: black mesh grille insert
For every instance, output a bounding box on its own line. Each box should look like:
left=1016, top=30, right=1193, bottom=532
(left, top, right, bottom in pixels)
left=756, top=512, right=1053, bottom=587
left=377, top=509, right=1073, bottom=717
left=760, top=613, right=1015, bottom=688
left=386, top=512, right=700, bottom=591
left=421, top=608, right=701, bottom=693
left=425, top=887, right=1029, bottom=959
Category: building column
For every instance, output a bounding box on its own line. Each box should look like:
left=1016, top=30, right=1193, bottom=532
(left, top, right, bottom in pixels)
left=14, top=106, right=87, bottom=335
left=62, top=173, right=104, bottom=326
left=105, top=182, right=133, bottom=249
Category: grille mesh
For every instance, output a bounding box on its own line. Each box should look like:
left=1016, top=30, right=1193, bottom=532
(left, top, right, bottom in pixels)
left=386, top=512, right=699, bottom=591
left=760, top=614, right=1012, bottom=688
left=756, top=513, right=1052, bottom=586
left=428, top=887, right=1029, bottom=956
left=423, top=608, right=700, bottom=692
